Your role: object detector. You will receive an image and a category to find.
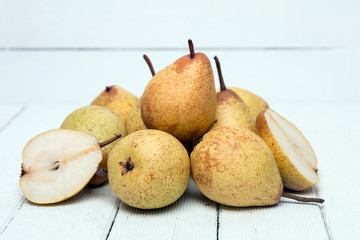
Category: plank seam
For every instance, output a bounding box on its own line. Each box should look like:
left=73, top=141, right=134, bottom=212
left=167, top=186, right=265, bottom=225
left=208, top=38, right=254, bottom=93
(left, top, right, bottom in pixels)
left=0, top=197, right=26, bottom=235
left=0, top=105, right=26, bottom=134
left=319, top=205, right=335, bottom=240
left=216, top=203, right=220, bottom=240
left=0, top=47, right=337, bottom=52
left=105, top=203, right=121, bottom=240
left=280, top=200, right=324, bottom=207
left=313, top=185, right=335, bottom=240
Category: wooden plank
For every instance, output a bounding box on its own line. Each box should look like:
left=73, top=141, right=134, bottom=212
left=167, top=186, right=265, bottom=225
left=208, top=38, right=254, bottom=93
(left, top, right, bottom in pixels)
left=219, top=202, right=328, bottom=240
left=0, top=105, right=24, bottom=131
left=1, top=49, right=359, bottom=106
left=0, top=0, right=359, bottom=48
left=107, top=178, right=217, bottom=240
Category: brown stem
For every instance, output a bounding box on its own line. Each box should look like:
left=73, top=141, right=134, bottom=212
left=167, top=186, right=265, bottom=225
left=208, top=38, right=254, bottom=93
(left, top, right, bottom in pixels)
left=99, top=134, right=122, bottom=148
left=143, top=54, right=156, bottom=76
left=282, top=192, right=324, bottom=203
left=188, top=39, right=195, bottom=59
left=214, top=56, right=226, bottom=91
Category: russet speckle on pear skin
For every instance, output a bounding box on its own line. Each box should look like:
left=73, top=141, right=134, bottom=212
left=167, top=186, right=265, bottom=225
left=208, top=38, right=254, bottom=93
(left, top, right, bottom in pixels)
left=210, top=89, right=255, bottom=132
left=141, top=52, right=217, bottom=143
left=191, top=126, right=283, bottom=207
left=227, top=87, right=269, bottom=119
left=108, top=130, right=190, bottom=209
left=91, top=85, right=138, bottom=124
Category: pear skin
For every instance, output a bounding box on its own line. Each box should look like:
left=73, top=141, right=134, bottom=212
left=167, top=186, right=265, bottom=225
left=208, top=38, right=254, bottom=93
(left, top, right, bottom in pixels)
left=210, top=90, right=255, bottom=131
left=91, top=85, right=138, bottom=124
left=191, top=126, right=283, bottom=207
left=60, top=105, right=127, bottom=186
left=141, top=40, right=216, bottom=142
left=227, top=87, right=269, bottom=119
left=108, top=130, right=190, bottom=209
left=126, top=99, right=147, bottom=134
left=256, top=109, right=319, bottom=191
left=209, top=56, right=255, bottom=131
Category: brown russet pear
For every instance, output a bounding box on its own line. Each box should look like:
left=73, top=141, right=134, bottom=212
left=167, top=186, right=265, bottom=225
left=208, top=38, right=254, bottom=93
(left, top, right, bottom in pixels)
left=141, top=40, right=216, bottom=142
left=228, top=87, right=269, bottom=119
left=191, top=126, right=283, bottom=207
left=60, top=105, right=127, bottom=186
left=256, top=108, right=319, bottom=191
left=91, top=85, right=138, bottom=124
left=108, top=130, right=190, bottom=209
left=209, top=56, right=255, bottom=132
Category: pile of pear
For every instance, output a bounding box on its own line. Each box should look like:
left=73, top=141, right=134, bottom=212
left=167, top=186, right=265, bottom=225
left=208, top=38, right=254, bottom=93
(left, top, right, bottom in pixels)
left=19, top=39, right=323, bottom=209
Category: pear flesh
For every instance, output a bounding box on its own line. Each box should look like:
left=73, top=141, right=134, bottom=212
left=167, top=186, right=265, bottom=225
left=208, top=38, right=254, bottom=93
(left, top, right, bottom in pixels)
left=256, top=109, right=319, bottom=191
left=108, top=130, right=190, bottom=209
left=141, top=51, right=216, bottom=142
left=19, top=129, right=102, bottom=204
left=60, top=105, right=126, bottom=186
left=191, top=126, right=283, bottom=207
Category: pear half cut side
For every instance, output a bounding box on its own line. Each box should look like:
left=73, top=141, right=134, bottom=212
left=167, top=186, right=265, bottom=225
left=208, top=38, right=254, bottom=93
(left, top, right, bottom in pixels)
left=256, top=109, right=319, bottom=191
left=19, top=129, right=102, bottom=204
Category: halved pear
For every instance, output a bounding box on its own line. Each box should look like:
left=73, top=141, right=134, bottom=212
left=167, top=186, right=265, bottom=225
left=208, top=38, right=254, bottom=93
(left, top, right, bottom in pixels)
left=19, top=129, right=103, bottom=204
left=256, top=109, right=319, bottom=191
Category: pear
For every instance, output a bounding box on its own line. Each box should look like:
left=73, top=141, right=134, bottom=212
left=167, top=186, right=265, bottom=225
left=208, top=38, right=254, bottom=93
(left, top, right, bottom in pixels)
left=60, top=105, right=126, bottom=186
left=91, top=85, right=138, bottom=124
left=226, top=87, right=269, bottom=119
left=191, top=126, right=283, bottom=207
left=108, top=130, right=190, bottom=209
left=126, top=99, right=147, bottom=134
left=209, top=56, right=255, bottom=131
left=141, top=40, right=216, bottom=142
left=256, top=108, right=319, bottom=191
left=19, top=129, right=121, bottom=204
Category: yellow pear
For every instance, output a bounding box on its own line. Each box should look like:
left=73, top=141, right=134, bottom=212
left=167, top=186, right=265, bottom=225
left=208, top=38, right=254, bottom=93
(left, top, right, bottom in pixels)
left=141, top=40, right=216, bottom=142
left=91, top=85, right=138, bottom=124
left=256, top=108, right=319, bottom=191
left=209, top=56, right=255, bottom=131
left=125, top=99, right=147, bottom=134
left=191, top=126, right=283, bottom=207
left=226, top=87, right=269, bottom=119
left=60, top=105, right=127, bottom=186
left=108, top=130, right=190, bottom=209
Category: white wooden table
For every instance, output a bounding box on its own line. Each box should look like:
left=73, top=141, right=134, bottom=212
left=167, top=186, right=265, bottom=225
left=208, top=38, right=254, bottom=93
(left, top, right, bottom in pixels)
left=1, top=1, right=360, bottom=239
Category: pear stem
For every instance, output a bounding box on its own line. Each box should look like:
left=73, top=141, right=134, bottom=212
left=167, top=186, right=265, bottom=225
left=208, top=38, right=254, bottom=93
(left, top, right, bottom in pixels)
left=188, top=39, right=195, bottom=59
left=143, top=54, right=156, bottom=77
left=282, top=192, right=325, bottom=204
left=214, top=56, right=226, bottom=92
left=98, top=134, right=122, bottom=148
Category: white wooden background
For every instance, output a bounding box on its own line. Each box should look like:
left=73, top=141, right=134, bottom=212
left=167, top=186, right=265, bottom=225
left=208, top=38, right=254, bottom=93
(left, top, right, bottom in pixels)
left=1, top=1, right=360, bottom=239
